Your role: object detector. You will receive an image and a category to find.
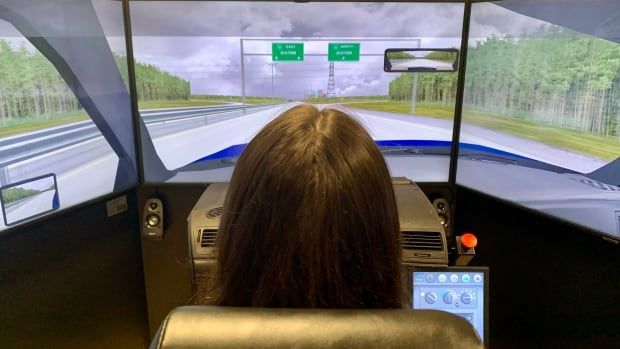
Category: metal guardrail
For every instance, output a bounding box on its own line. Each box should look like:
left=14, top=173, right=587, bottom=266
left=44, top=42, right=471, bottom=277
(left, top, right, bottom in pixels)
left=0, top=103, right=277, bottom=167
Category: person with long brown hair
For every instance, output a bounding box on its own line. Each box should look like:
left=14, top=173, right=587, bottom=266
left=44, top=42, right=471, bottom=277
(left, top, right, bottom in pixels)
left=215, top=104, right=401, bottom=308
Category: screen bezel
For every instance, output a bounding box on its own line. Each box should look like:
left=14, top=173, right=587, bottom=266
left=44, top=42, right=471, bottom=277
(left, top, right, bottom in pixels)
left=409, top=266, right=489, bottom=347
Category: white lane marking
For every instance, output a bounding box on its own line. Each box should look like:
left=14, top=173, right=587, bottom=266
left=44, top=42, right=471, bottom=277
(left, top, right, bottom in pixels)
left=6, top=136, right=106, bottom=170
left=354, top=111, right=453, bottom=141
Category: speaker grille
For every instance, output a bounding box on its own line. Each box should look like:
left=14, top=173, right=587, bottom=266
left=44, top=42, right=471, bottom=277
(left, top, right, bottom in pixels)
left=402, top=231, right=443, bottom=250
left=200, top=229, right=217, bottom=247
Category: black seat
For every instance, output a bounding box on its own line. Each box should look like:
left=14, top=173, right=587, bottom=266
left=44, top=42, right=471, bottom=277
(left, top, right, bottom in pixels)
left=150, top=306, right=484, bottom=349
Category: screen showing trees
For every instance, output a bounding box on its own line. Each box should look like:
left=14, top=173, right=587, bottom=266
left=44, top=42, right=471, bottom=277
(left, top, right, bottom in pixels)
left=457, top=3, right=620, bottom=239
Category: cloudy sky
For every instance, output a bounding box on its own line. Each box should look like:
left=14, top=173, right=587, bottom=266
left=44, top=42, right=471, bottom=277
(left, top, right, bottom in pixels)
left=121, top=1, right=466, bottom=98
left=114, top=1, right=547, bottom=99
left=1, top=1, right=552, bottom=99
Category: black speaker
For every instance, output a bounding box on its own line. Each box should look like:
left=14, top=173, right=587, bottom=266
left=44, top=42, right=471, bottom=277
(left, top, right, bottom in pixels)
left=143, top=198, right=164, bottom=240
left=432, top=197, right=451, bottom=240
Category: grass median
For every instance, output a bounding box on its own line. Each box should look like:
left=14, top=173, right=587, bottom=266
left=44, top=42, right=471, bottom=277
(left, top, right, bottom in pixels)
left=344, top=101, right=620, bottom=161
left=191, top=95, right=285, bottom=105
left=0, top=111, right=89, bottom=139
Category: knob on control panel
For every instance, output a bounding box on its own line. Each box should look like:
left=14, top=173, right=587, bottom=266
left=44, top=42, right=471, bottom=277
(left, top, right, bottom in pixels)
left=424, top=292, right=438, bottom=304
left=443, top=291, right=457, bottom=304
left=461, top=291, right=473, bottom=304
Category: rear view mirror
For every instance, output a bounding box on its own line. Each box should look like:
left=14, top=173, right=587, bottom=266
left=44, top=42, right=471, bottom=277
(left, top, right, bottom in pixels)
left=1, top=174, right=59, bottom=226
left=384, top=48, right=459, bottom=72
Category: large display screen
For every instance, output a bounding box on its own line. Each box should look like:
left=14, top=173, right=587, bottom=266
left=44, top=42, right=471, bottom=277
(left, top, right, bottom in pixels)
left=457, top=2, right=620, bottom=239
left=0, top=0, right=137, bottom=232
left=129, top=1, right=464, bottom=183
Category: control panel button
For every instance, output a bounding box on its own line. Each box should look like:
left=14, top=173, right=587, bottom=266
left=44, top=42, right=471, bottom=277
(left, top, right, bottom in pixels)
left=424, top=292, right=438, bottom=304
left=461, top=233, right=478, bottom=249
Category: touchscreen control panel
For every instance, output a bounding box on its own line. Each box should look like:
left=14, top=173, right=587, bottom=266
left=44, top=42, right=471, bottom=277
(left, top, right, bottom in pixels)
left=412, top=269, right=487, bottom=342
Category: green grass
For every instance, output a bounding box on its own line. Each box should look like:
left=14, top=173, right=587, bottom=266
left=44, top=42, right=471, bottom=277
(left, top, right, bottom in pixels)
left=345, top=101, right=620, bottom=161
left=462, top=109, right=620, bottom=161
left=0, top=111, right=89, bottom=138
left=305, top=96, right=389, bottom=104
left=1, top=187, right=41, bottom=205
left=344, top=101, right=456, bottom=119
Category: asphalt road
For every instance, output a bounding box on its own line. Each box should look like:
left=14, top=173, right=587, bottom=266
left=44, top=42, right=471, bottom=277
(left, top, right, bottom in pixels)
left=389, top=58, right=454, bottom=71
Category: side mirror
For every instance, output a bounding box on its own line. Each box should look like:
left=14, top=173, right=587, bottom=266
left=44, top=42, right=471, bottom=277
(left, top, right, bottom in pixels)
left=384, top=48, right=459, bottom=73
left=0, top=173, right=59, bottom=226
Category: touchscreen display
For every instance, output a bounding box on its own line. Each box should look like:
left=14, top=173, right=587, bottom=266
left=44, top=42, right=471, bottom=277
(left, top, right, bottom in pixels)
left=412, top=270, right=486, bottom=342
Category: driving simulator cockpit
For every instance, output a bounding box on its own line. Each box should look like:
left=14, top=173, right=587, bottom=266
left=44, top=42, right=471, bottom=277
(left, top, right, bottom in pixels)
left=1, top=1, right=619, bottom=348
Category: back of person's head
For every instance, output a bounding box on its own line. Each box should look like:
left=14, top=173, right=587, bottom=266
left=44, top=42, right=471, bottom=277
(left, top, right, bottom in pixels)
left=215, top=104, right=401, bottom=308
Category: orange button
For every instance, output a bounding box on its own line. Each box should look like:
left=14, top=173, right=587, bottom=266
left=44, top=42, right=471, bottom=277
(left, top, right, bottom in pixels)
left=461, top=233, right=478, bottom=249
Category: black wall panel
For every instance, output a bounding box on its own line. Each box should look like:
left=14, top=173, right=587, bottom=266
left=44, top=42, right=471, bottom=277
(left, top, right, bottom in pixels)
left=138, top=184, right=207, bottom=335
left=456, top=187, right=620, bottom=349
left=0, top=190, right=149, bottom=349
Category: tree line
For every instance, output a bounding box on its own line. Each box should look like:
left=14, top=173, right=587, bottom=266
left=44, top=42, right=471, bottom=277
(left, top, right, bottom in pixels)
left=389, top=70, right=457, bottom=106
left=389, top=26, right=620, bottom=138
left=0, top=39, right=190, bottom=120
left=121, top=56, right=190, bottom=102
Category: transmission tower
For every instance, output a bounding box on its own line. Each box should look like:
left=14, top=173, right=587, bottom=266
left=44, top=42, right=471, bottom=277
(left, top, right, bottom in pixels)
left=327, top=62, right=336, bottom=97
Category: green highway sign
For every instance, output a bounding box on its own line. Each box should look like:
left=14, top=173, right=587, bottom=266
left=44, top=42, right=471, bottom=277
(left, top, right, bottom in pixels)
left=328, top=43, right=360, bottom=62
left=272, top=43, right=304, bottom=61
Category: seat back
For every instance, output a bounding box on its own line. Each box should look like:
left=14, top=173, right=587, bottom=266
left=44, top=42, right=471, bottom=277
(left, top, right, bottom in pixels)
left=150, top=306, right=484, bottom=349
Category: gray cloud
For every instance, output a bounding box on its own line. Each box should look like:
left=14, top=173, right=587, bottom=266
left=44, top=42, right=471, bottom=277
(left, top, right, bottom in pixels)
left=0, top=1, right=566, bottom=99
left=126, top=2, right=468, bottom=98
left=127, top=2, right=465, bottom=38
left=469, top=2, right=551, bottom=39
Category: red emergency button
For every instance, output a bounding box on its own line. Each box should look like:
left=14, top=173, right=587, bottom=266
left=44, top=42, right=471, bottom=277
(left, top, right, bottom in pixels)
left=461, top=233, right=478, bottom=249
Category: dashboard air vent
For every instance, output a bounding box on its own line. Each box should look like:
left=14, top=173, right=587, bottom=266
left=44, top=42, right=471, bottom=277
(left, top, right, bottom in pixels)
left=402, top=231, right=443, bottom=250
left=566, top=174, right=620, bottom=192
left=200, top=229, right=217, bottom=247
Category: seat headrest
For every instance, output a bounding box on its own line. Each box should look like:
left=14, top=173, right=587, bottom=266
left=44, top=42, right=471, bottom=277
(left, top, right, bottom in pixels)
left=151, top=306, right=484, bottom=349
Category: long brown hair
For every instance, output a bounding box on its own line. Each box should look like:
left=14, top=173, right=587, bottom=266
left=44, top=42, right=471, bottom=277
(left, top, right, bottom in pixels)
left=215, top=104, right=401, bottom=308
